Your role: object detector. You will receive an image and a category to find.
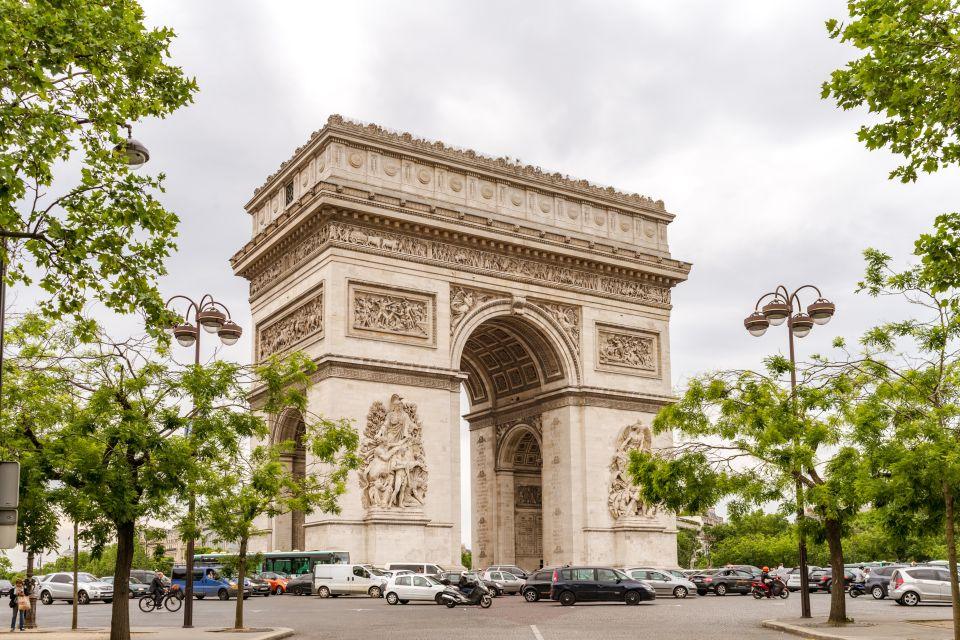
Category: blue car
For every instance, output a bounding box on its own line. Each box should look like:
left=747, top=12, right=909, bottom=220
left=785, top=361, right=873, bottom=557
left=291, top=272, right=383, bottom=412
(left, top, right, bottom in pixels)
left=171, top=566, right=250, bottom=600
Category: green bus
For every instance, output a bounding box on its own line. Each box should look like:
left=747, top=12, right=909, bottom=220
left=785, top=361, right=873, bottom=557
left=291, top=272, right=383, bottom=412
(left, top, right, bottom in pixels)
left=194, top=550, right=350, bottom=576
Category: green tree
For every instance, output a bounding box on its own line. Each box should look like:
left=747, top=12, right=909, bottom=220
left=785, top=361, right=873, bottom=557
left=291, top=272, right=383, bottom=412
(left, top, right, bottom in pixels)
left=198, top=383, right=359, bottom=630
left=460, top=548, right=472, bottom=570
left=823, top=0, right=960, bottom=182
left=0, top=0, right=196, bottom=326
left=676, top=529, right=699, bottom=569
left=629, top=358, right=866, bottom=624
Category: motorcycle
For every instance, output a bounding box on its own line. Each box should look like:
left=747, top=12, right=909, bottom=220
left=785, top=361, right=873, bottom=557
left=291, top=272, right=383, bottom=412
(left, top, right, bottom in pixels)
left=848, top=582, right=868, bottom=598
left=438, top=580, right=493, bottom=609
left=751, top=578, right=789, bottom=600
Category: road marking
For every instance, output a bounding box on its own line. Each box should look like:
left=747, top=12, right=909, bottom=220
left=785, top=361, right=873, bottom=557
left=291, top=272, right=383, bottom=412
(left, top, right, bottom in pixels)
left=530, top=624, right=545, bottom=640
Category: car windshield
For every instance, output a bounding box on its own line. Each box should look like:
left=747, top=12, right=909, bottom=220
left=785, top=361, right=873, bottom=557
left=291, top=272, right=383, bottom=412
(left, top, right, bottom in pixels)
left=78, top=573, right=98, bottom=582
left=614, top=569, right=631, bottom=581
left=424, top=576, right=442, bottom=585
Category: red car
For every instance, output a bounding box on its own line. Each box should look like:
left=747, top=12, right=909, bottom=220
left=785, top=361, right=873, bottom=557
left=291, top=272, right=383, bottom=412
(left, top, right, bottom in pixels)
left=258, top=572, right=288, bottom=595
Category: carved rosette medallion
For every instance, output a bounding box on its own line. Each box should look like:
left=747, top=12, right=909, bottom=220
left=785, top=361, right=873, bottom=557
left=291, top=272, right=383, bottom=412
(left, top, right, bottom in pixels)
left=348, top=281, right=436, bottom=346
left=595, top=324, right=660, bottom=377
left=450, top=286, right=507, bottom=335
left=359, top=394, right=428, bottom=510
left=256, top=287, right=324, bottom=361
left=608, top=421, right=656, bottom=519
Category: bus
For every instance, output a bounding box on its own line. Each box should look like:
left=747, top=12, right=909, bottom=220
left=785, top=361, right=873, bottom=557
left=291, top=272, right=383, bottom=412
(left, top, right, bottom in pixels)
left=194, top=550, right=350, bottom=576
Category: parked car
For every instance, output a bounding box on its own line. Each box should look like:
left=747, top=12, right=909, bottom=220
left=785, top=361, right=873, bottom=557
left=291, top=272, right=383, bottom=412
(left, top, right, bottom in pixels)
left=865, top=565, right=906, bottom=600
left=379, top=570, right=413, bottom=580
left=256, top=571, right=288, bottom=595
left=481, top=570, right=524, bottom=595
left=624, top=568, right=696, bottom=598
left=810, top=568, right=857, bottom=593
left=0, top=580, right=11, bottom=597
left=37, top=572, right=114, bottom=605
left=485, top=565, right=529, bottom=580
left=785, top=566, right=823, bottom=592
left=245, top=575, right=272, bottom=597
left=383, top=563, right=444, bottom=579
left=693, top=568, right=755, bottom=596
left=98, top=577, right=149, bottom=598
left=521, top=568, right=556, bottom=602
left=890, top=567, right=955, bottom=606
left=549, top=566, right=655, bottom=606
left=313, top=563, right=386, bottom=598
left=171, top=566, right=248, bottom=600
left=384, top=574, right=446, bottom=605
left=285, top=574, right=313, bottom=596
left=726, top=564, right=762, bottom=576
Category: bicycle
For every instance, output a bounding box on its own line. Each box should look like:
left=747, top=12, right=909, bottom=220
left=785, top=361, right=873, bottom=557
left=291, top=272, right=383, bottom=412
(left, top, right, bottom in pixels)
left=138, top=587, right=183, bottom=613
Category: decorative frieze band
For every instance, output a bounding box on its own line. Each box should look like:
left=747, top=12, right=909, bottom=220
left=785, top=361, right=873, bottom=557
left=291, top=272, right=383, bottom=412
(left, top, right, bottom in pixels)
left=595, top=323, right=661, bottom=378
left=256, top=286, right=324, bottom=361
left=248, top=220, right=671, bottom=307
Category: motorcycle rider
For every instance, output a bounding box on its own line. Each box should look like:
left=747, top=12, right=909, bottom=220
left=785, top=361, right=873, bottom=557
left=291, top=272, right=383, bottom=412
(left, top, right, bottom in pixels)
left=759, top=566, right=773, bottom=595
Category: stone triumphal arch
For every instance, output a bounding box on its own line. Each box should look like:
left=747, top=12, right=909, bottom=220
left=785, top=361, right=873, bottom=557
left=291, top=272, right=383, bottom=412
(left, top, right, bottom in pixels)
left=231, top=116, right=691, bottom=569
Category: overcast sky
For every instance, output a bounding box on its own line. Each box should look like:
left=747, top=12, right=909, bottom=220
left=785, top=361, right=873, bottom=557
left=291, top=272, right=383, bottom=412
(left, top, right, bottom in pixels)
left=11, top=1, right=960, bottom=564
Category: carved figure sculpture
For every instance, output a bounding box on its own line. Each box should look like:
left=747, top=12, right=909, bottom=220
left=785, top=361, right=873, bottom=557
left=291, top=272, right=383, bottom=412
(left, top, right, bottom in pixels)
left=608, top=421, right=656, bottom=519
left=360, top=394, right=428, bottom=509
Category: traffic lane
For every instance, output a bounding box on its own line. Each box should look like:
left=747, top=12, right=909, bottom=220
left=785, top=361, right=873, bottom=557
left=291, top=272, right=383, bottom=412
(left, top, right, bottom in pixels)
left=31, top=589, right=946, bottom=640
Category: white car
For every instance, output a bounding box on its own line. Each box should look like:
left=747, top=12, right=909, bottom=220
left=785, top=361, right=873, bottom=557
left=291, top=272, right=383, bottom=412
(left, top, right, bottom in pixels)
left=384, top=574, right=446, bottom=605
left=481, top=570, right=524, bottom=595
left=38, top=572, right=114, bottom=605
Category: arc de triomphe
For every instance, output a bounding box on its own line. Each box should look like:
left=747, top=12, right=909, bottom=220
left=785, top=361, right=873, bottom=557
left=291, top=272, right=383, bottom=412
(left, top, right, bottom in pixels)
left=231, top=116, right=691, bottom=570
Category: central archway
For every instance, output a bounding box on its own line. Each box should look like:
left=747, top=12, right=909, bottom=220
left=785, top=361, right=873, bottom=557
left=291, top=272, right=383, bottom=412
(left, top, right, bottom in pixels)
left=454, top=304, right=576, bottom=572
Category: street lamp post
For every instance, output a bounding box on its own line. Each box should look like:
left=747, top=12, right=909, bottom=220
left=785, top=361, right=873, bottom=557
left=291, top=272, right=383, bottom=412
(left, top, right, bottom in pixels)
left=743, top=284, right=835, bottom=619
left=164, top=294, right=242, bottom=629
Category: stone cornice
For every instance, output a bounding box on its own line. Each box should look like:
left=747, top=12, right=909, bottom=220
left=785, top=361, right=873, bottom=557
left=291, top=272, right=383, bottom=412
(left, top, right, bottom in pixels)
left=248, top=114, right=669, bottom=217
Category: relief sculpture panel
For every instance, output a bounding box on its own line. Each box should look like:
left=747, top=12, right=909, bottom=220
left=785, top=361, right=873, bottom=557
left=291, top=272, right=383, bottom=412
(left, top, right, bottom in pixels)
left=348, top=281, right=436, bottom=346
left=360, top=394, right=428, bottom=510
left=596, top=324, right=660, bottom=378
left=608, top=421, right=656, bottom=519
left=256, top=287, right=324, bottom=361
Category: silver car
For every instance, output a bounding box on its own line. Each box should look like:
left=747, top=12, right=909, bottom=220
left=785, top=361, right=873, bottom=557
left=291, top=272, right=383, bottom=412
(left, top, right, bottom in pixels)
left=38, top=572, right=114, bottom=605
left=890, top=567, right=955, bottom=605
left=481, top=570, right=524, bottom=595
left=625, top=568, right=697, bottom=598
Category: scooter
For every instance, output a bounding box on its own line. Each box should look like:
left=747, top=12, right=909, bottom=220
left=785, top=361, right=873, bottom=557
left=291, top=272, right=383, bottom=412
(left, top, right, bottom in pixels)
left=848, top=582, right=868, bottom=598
left=439, top=580, right=493, bottom=609
left=751, top=578, right=789, bottom=599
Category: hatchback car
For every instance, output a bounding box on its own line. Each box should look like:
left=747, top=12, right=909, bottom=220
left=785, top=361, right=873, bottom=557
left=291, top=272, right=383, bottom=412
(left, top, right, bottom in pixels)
left=0, top=580, right=11, bottom=597
left=285, top=574, right=313, bottom=596
left=38, top=572, right=114, bottom=605
left=245, top=575, right=272, bottom=597
left=890, top=567, right=955, bottom=606
left=693, top=568, right=755, bottom=596
left=258, top=571, right=288, bottom=595
left=521, top=568, right=556, bottom=602
left=384, top=574, right=446, bottom=605
left=550, top=566, right=655, bottom=606
left=486, top=565, right=528, bottom=580
left=784, top=566, right=823, bottom=592
left=481, top=570, right=524, bottom=595
left=864, top=565, right=906, bottom=599
left=625, top=568, right=696, bottom=598
left=98, top=577, right=149, bottom=598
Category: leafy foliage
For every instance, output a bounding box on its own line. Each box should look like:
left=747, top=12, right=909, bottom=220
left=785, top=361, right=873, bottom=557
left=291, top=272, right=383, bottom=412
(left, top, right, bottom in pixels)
left=823, top=1, right=960, bottom=182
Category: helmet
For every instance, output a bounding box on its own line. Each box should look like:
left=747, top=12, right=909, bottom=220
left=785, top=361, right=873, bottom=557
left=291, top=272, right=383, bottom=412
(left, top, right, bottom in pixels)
left=762, top=566, right=769, bottom=572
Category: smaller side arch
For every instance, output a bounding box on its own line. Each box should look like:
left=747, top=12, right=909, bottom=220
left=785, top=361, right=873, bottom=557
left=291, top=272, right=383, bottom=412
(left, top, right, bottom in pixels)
left=496, top=422, right=543, bottom=471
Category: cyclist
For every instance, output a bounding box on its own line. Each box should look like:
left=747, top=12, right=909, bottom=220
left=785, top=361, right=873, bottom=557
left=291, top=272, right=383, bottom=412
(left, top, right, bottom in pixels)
left=148, top=571, right=165, bottom=611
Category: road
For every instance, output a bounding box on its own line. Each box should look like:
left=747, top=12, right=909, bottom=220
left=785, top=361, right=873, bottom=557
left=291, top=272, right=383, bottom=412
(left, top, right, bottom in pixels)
left=32, top=590, right=952, bottom=639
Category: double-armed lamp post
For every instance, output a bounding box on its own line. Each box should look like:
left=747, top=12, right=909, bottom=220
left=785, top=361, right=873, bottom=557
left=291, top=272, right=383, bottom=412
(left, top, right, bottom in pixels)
left=164, top=294, right=242, bottom=629
left=743, top=285, right=835, bottom=619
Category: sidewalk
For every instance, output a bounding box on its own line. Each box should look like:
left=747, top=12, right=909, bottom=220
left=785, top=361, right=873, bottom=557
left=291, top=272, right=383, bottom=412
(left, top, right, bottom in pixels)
left=0, top=627, right=294, bottom=639
left=764, top=617, right=955, bottom=640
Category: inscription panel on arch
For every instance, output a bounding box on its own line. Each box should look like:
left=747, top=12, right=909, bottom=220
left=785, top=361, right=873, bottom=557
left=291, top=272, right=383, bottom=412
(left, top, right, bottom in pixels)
left=347, top=280, right=436, bottom=347
left=595, top=323, right=661, bottom=378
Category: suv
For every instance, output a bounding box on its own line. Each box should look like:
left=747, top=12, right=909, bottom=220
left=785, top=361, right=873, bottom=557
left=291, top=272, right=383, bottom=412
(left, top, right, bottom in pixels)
left=486, top=565, right=528, bottom=580
left=38, top=572, right=114, bottom=605
left=865, top=565, right=906, bottom=599
left=549, top=566, right=655, bottom=606
left=522, top=568, right=556, bottom=602
left=890, top=567, right=955, bottom=606
left=811, top=568, right=856, bottom=593
left=693, top=568, right=755, bottom=596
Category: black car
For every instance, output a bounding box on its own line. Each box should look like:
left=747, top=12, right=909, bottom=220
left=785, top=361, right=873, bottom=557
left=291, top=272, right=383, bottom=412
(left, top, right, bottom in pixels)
left=521, top=568, right=557, bottom=602
left=692, top=568, right=754, bottom=596
left=864, top=565, right=906, bottom=599
left=549, top=566, right=655, bottom=606
left=247, top=575, right=272, bottom=597
left=811, top=568, right=856, bottom=593
left=0, top=579, right=11, bottom=597
left=285, top=574, right=313, bottom=596
left=99, top=576, right=149, bottom=598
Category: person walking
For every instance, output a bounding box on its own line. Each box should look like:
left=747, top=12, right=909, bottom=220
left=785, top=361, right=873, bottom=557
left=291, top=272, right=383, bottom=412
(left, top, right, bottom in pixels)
left=9, top=578, right=29, bottom=632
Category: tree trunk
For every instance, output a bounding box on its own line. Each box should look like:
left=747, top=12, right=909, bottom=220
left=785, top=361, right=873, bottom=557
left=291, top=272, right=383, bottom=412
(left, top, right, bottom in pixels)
left=24, top=550, right=36, bottom=629
left=824, top=517, right=848, bottom=625
left=944, top=484, right=960, bottom=640
left=234, top=536, right=248, bottom=630
left=110, top=521, right=135, bottom=640
left=72, top=520, right=78, bottom=630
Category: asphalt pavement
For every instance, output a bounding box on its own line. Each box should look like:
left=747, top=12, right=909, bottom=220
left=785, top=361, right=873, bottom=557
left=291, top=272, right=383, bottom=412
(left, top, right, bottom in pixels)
left=23, top=590, right=954, bottom=640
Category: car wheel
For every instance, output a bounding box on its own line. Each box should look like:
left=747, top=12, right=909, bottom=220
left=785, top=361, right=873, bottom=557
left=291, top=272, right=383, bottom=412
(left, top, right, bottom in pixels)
left=369, top=585, right=382, bottom=598
left=435, top=593, right=445, bottom=605
left=625, top=590, right=641, bottom=605
left=317, top=586, right=331, bottom=599
left=559, top=590, right=576, bottom=606
left=673, top=586, right=688, bottom=599
left=872, top=586, right=885, bottom=600
left=104, top=598, right=113, bottom=604
left=195, top=594, right=205, bottom=600
left=715, top=583, right=728, bottom=596
left=386, top=592, right=399, bottom=605
left=77, top=591, right=90, bottom=605
left=493, top=588, right=501, bottom=597
left=400, top=599, right=410, bottom=605
left=901, top=591, right=920, bottom=606
left=217, top=589, right=229, bottom=601
left=697, top=589, right=707, bottom=596
left=40, top=591, right=53, bottom=605
left=523, top=589, right=540, bottom=602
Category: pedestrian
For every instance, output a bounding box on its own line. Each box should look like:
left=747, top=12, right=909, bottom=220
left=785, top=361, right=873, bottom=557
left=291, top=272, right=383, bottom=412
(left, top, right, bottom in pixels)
left=9, top=578, right=29, bottom=632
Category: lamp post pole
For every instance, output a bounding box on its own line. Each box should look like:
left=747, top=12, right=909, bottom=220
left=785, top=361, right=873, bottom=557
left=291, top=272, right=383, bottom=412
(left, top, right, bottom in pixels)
left=165, top=294, right=242, bottom=629
left=743, top=285, right=836, bottom=620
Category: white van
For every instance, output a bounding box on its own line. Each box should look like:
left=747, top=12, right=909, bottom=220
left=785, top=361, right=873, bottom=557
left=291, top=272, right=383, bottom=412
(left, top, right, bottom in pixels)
left=383, top=562, right=444, bottom=578
left=313, top=564, right=387, bottom=598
